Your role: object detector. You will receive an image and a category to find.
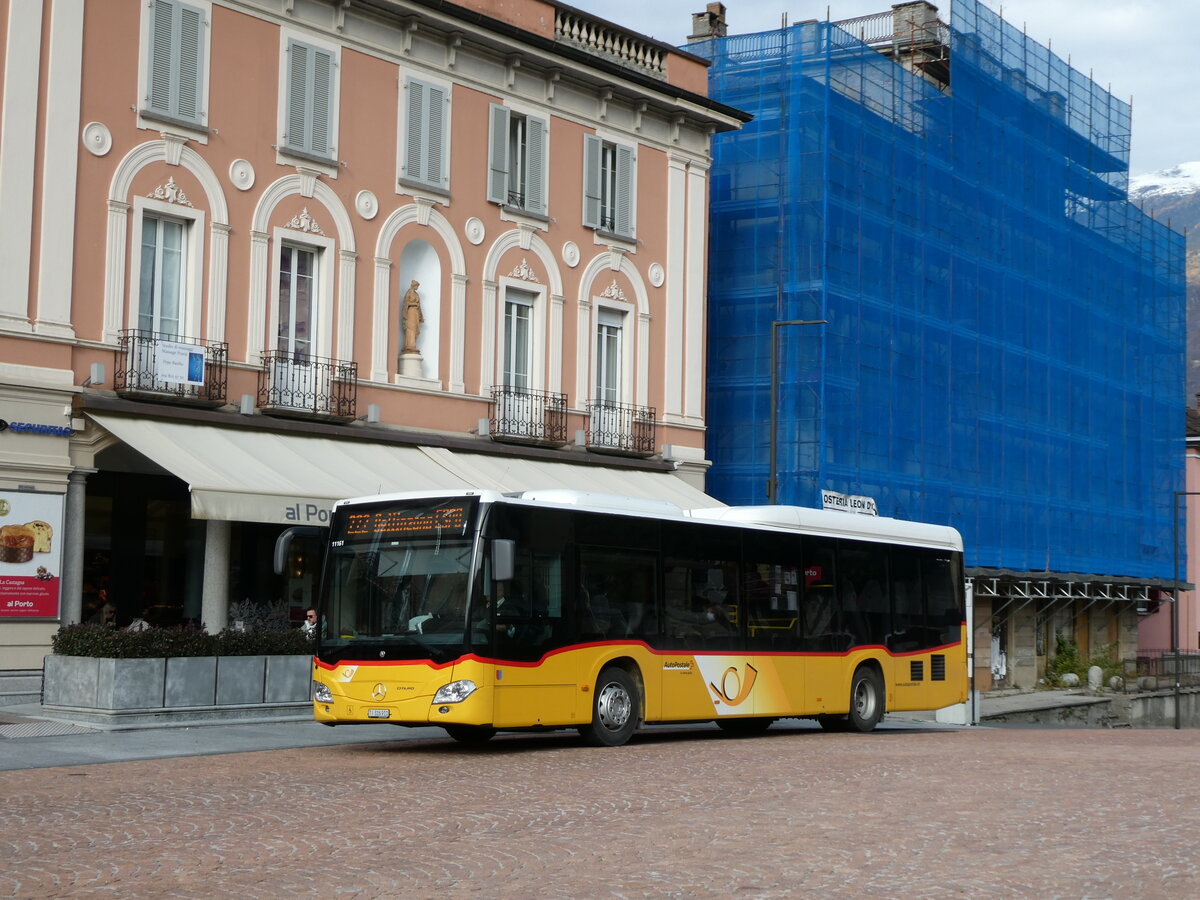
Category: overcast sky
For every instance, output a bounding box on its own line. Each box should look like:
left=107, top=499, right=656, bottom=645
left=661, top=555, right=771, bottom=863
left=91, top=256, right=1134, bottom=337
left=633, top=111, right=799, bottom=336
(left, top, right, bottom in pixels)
left=567, top=0, right=1198, bottom=176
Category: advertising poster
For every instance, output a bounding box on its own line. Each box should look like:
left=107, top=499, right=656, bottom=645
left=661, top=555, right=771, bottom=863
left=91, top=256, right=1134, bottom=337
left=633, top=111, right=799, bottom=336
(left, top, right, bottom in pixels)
left=157, top=340, right=206, bottom=386
left=0, top=491, right=64, bottom=618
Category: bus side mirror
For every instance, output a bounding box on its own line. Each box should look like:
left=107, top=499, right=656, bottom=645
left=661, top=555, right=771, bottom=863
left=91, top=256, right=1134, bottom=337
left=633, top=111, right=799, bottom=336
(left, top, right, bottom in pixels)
left=491, top=539, right=516, bottom=583
left=274, top=526, right=327, bottom=576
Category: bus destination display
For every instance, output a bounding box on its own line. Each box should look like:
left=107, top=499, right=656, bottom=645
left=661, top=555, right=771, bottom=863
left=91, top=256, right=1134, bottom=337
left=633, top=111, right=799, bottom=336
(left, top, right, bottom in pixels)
left=341, top=501, right=472, bottom=542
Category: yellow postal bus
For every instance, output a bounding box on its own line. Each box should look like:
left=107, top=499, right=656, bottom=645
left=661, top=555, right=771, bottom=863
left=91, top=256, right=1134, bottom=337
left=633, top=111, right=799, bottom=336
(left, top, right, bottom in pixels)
left=290, top=489, right=967, bottom=746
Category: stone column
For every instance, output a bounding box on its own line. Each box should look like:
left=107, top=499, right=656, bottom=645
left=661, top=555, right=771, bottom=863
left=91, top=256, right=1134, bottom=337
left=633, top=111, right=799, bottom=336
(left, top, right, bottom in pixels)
left=201, top=519, right=230, bottom=634
left=59, top=467, right=95, bottom=625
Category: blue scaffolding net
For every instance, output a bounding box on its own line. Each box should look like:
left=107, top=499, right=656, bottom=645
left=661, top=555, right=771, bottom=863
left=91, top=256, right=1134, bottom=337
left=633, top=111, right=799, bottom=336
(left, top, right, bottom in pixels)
left=695, top=0, right=1185, bottom=580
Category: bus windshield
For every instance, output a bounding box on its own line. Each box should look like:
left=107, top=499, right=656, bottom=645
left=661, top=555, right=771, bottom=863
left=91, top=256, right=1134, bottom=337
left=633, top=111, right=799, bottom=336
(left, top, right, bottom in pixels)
left=317, top=497, right=478, bottom=663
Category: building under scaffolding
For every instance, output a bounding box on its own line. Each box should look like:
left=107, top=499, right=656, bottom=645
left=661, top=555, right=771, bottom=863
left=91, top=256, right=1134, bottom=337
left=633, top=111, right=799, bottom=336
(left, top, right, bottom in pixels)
left=691, top=0, right=1186, bottom=689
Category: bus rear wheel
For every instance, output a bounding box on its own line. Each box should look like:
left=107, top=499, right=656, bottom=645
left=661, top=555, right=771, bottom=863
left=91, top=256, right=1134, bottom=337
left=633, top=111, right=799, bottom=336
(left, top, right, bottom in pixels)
left=716, top=717, right=775, bottom=735
left=846, top=666, right=885, bottom=732
left=444, top=724, right=496, bottom=745
left=580, top=666, right=639, bottom=747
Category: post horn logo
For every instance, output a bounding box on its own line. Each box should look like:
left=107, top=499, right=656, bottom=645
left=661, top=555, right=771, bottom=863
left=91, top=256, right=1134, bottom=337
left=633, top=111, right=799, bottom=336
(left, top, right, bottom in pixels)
left=708, top=663, right=758, bottom=707
left=371, top=683, right=387, bottom=701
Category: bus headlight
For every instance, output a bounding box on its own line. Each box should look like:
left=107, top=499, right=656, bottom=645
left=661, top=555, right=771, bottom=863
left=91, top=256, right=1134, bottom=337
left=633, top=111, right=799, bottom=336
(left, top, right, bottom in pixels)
left=312, top=680, right=333, bottom=703
left=433, top=680, right=477, bottom=704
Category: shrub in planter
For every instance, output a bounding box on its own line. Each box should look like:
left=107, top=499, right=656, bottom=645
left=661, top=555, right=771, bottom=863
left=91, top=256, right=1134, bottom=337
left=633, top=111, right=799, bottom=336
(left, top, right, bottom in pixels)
left=51, top=623, right=312, bottom=659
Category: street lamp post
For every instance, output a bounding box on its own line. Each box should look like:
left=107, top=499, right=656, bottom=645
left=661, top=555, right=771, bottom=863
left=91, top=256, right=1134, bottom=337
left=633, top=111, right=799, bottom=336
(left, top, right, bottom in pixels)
left=1171, top=491, right=1200, bottom=730
left=768, top=319, right=827, bottom=504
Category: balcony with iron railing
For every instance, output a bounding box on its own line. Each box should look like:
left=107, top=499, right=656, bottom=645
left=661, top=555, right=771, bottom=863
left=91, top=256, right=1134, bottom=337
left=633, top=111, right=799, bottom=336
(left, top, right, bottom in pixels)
left=489, top=385, right=568, bottom=446
left=114, top=329, right=228, bottom=407
left=257, top=352, right=357, bottom=422
left=585, top=400, right=656, bottom=457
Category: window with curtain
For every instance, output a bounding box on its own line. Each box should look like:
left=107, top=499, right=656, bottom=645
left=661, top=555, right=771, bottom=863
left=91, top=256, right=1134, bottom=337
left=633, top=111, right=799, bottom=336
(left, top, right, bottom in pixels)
left=138, top=215, right=186, bottom=337
left=488, top=104, right=547, bottom=216
left=277, top=244, right=316, bottom=358
left=583, top=133, right=635, bottom=238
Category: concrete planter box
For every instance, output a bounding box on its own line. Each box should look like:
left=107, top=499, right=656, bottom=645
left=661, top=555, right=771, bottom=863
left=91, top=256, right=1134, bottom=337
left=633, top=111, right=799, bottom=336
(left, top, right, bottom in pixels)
left=42, top=654, right=313, bottom=727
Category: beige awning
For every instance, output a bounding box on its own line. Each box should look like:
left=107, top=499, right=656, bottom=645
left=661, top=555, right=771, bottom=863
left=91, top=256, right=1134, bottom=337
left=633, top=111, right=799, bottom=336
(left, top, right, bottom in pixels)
left=90, top=415, right=720, bottom=525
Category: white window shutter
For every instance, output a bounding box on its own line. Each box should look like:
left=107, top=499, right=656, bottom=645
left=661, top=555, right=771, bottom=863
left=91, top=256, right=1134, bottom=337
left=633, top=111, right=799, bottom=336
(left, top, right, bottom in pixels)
left=615, top=145, right=635, bottom=238
left=285, top=41, right=309, bottom=152
left=487, top=104, right=510, bottom=205
left=583, top=133, right=602, bottom=229
left=525, top=115, right=547, bottom=216
left=404, top=79, right=426, bottom=182
left=175, top=5, right=202, bottom=121
left=310, top=48, right=333, bottom=156
left=427, top=84, right=447, bottom=188
left=148, top=0, right=176, bottom=114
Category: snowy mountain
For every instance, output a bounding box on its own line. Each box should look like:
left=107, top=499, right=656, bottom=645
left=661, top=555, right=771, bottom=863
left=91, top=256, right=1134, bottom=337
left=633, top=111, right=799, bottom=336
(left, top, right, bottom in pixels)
left=1130, top=161, right=1200, bottom=201
left=1130, top=162, right=1200, bottom=238
left=1129, top=163, right=1200, bottom=402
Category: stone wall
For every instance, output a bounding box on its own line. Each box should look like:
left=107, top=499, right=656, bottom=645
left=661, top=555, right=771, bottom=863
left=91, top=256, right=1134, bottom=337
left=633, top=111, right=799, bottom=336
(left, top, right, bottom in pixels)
left=42, top=654, right=313, bottom=725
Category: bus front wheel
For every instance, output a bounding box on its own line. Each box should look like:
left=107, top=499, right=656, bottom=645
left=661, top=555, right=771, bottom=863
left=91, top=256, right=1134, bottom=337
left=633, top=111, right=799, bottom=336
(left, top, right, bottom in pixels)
left=846, top=666, right=885, bottom=732
left=580, top=666, right=640, bottom=747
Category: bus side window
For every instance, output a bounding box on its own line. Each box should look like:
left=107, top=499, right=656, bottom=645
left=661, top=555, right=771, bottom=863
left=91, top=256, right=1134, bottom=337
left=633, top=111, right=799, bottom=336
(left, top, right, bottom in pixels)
left=838, top=543, right=890, bottom=648
left=800, top=541, right=844, bottom=651
left=888, top=550, right=936, bottom=652
left=578, top=549, right=657, bottom=642
left=743, top=532, right=802, bottom=652
left=924, top=552, right=963, bottom=645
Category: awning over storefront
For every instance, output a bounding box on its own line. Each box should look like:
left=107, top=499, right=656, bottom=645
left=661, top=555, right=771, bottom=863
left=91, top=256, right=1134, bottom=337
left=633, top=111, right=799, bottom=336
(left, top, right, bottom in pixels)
left=89, top=415, right=720, bottom=525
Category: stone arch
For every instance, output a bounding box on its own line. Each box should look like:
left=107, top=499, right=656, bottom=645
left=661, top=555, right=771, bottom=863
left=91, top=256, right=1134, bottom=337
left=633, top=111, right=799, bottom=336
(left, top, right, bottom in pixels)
left=102, top=140, right=230, bottom=343
left=576, top=251, right=651, bottom=407
left=246, top=175, right=357, bottom=362
left=370, top=204, right=467, bottom=388
left=479, top=229, right=564, bottom=396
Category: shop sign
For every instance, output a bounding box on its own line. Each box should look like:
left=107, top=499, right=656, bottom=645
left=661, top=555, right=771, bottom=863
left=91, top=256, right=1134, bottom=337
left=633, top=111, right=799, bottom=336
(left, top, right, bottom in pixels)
left=283, top=501, right=331, bottom=524
left=0, top=492, right=64, bottom=617
left=157, top=341, right=206, bottom=386
left=821, top=490, right=878, bottom=516
left=0, top=418, right=73, bottom=437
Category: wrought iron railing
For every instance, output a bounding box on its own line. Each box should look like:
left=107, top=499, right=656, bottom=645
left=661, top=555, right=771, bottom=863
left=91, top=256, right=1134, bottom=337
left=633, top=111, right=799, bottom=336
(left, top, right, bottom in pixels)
left=257, top=352, right=357, bottom=420
left=585, top=400, right=656, bottom=456
left=490, top=386, right=568, bottom=445
left=1130, top=650, right=1200, bottom=679
left=114, top=329, right=228, bottom=406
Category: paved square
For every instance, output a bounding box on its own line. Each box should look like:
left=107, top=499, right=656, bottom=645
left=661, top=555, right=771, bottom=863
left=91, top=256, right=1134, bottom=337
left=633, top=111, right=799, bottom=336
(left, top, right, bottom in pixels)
left=1, top=723, right=1197, bottom=898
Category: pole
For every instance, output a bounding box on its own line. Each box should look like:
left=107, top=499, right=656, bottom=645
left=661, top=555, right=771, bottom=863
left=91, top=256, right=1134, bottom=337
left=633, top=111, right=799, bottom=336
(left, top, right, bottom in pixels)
left=1173, top=492, right=1181, bottom=730
left=1169, top=490, right=1200, bottom=728
left=768, top=319, right=827, bottom=504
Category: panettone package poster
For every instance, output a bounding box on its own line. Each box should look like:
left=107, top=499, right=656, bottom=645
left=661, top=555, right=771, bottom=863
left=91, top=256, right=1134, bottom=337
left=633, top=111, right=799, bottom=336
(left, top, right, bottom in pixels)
left=0, top=492, right=64, bottom=617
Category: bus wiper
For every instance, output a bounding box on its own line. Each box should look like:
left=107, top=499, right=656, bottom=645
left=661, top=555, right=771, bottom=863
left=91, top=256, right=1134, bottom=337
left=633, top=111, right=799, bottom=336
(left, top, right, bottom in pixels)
left=395, top=631, right=445, bottom=659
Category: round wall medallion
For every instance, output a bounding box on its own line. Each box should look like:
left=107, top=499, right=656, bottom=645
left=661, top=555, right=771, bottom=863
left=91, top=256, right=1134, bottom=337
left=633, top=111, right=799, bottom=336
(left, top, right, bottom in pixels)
left=229, top=159, right=255, bottom=191
left=562, top=241, right=580, bottom=268
left=355, top=189, right=379, bottom=220
left=648, top=262, right=665, bottom=288
left=465, top=217, right=485, bottom=245
left=82, top=122, right=112, bottom=157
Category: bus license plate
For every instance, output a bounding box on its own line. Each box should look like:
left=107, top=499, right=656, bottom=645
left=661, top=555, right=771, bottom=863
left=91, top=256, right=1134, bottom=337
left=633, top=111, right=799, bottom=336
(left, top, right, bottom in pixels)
left=367, top=708, right=390, bottom=719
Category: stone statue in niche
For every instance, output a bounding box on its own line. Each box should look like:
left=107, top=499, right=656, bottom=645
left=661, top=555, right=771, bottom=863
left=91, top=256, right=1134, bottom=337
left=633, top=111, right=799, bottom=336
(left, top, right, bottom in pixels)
left=401, top=280, right=423, bottom=354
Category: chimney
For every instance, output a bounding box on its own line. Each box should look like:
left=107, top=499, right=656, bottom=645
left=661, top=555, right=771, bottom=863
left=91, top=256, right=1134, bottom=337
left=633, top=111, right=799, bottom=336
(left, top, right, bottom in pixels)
left=688, top=2, right=727, bottom=43
left=892, top=1, right=940, bottom=38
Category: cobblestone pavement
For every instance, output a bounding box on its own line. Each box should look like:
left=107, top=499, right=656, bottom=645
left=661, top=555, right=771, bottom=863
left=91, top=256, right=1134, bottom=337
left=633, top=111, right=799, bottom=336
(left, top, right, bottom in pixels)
left=1, top=723, right=1197, bottom=899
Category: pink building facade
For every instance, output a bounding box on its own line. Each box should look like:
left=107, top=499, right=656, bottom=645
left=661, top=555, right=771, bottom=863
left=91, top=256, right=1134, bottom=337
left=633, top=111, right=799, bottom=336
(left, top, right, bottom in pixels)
left=1138, top=413, right=1200, bottom=657
left=0, top=0, right=746, bottom=667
